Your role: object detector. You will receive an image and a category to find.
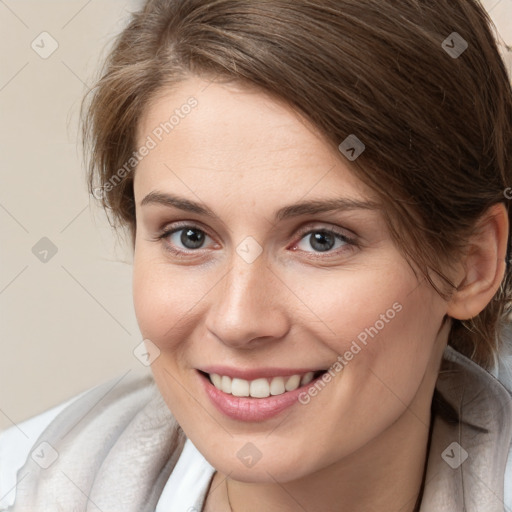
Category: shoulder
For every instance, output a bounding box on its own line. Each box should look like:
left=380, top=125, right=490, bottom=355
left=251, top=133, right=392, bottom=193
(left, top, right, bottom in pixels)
left=0, top=388, right=89, bottom=510
left=494, top=339, right=512, bottom=510
left=0, top=371, right=156, bottom=511
left=437, top=345, right=512, bottom=510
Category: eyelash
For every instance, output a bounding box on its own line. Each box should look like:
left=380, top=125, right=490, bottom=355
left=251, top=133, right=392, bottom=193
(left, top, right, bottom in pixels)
left=153, top=221, right=358, bottom=259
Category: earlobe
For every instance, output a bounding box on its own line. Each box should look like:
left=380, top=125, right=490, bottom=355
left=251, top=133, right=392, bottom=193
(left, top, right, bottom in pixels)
left=446, top=202, right=509, bottom=321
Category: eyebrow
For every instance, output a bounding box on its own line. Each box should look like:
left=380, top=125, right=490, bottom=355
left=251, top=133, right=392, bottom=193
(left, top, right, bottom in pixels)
left=140, top=191, right=379, bottom=221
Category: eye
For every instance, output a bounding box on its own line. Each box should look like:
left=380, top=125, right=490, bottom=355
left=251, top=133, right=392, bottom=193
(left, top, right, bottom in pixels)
left=157, top=223, right=214, bottom=255
left=292, top=227, right=356, bottom=255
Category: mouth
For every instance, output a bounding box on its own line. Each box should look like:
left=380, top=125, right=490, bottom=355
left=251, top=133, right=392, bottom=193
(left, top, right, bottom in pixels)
left=198, top=369, right=328, bottom=399
left=197, top=368, right=330, bottom=422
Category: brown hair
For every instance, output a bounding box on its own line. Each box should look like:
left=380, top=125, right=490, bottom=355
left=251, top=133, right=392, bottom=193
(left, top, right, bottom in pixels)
left=81, top=0, right=512, bottom=371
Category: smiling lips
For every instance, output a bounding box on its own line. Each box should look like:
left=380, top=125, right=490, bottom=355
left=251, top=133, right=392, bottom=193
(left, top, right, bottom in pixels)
left=199, top=367, right=330, bottom=422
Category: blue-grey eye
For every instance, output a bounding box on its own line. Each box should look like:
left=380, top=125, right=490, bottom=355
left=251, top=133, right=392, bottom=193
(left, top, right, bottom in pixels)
left=296, top=230, right=349, bottom=253
left=171, top=227, right=208, bottom=250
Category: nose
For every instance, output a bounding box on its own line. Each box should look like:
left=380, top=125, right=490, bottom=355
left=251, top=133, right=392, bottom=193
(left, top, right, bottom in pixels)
left=204, top=250, right=290, bottom=349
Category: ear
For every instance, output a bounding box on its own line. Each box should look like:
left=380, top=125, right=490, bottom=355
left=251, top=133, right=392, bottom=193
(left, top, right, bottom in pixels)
left=446, top=202, right=509, bottom=320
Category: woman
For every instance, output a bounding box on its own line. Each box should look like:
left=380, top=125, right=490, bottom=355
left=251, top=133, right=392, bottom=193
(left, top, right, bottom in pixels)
left=1, top=0, right=512, bottom=510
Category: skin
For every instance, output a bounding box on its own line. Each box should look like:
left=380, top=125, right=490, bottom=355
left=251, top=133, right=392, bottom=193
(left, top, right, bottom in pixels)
left=131, top=75, right=508, bottom=512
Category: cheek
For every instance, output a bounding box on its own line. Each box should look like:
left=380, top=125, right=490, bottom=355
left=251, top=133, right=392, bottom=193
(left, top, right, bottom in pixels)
left=132, top=245, right=177, bottom=341
left=330, top=278, right=444, bottom=421
left=132, top=262, right=171, bottom=341
left=295, top=267, right=419, bottom=354
left=313, top=268, right=444, bottom=407
left=132, top=247, right=215, bottom=347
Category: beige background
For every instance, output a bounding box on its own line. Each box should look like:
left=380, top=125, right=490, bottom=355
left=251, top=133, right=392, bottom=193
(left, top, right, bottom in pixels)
left=1, top=0, right=511, bottom=432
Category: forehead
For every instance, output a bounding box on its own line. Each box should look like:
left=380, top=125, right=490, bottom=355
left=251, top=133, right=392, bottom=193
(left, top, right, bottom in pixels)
left=133, top=76, right=374, bottom=205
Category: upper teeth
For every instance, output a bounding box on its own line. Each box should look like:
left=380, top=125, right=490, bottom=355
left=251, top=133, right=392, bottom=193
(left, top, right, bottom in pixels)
left=209, top=372, right=316, bottom=398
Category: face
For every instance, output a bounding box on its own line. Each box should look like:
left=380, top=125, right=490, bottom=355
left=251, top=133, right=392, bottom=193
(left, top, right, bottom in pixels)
left=132, top=75, right=449, bottom=483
